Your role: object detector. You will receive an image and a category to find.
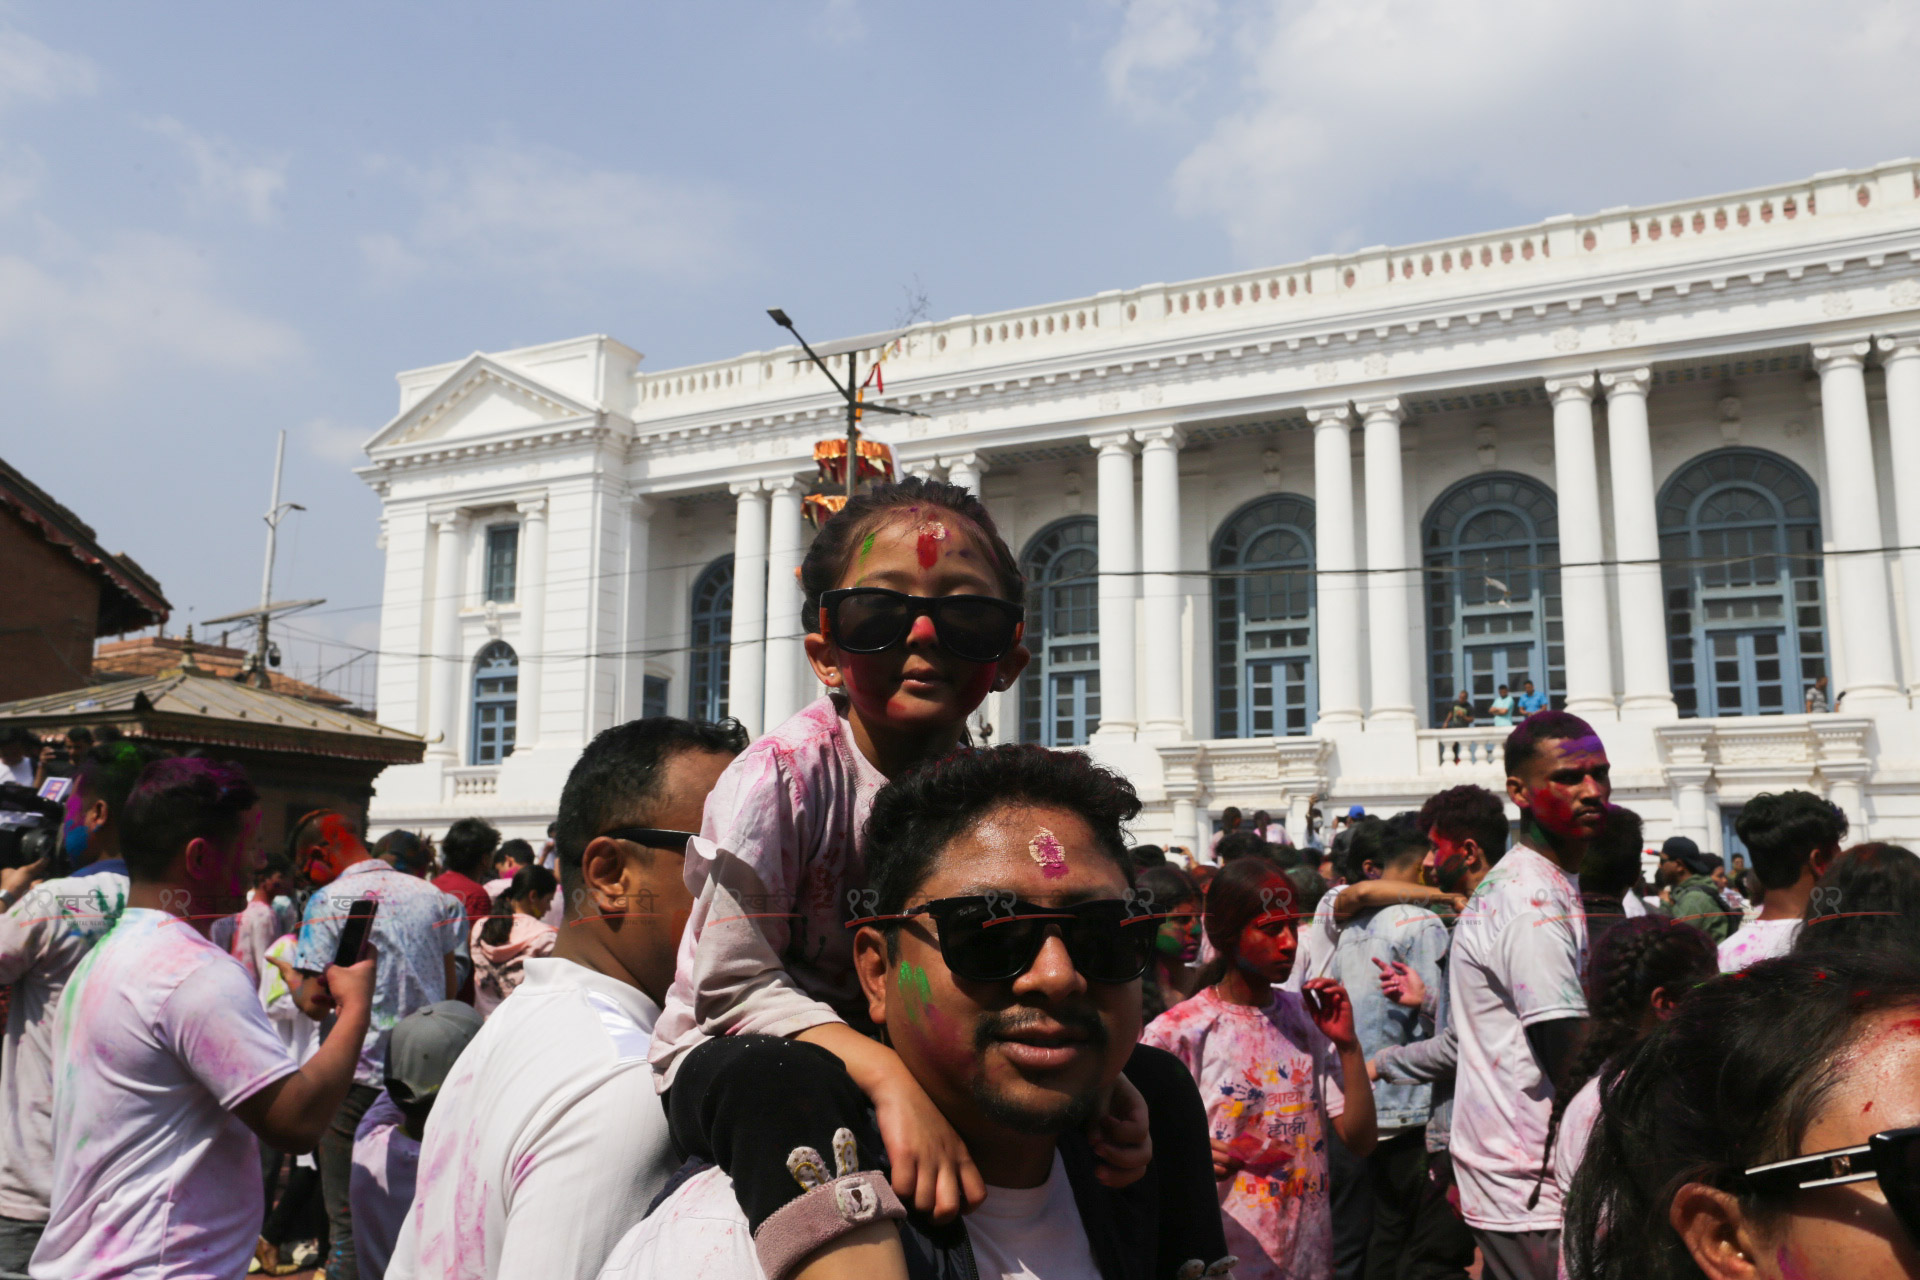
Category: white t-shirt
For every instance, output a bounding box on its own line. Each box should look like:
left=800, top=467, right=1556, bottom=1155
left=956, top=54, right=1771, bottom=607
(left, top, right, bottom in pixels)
left=0, top=873, right=127, bottom=1222
left=1550, top=1075, right=1603, bottom=1198
left=597, top=1154, right=1099, bottom=1280
left=1718, top=917, right=1799, bottom=973
left=1448, top=844, right=1589, bottom=1232
left=34, top=910, right=298, bottom=1279
left=387, top=957, right=673, bottom=1280
left=1281, top=884, right=1345, bottom=993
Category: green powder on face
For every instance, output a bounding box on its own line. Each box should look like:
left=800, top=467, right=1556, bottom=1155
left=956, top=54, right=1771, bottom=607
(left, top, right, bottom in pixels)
left=898, top=962, right=934, bottom=1021
left=859, top=531, right=877, bottom=560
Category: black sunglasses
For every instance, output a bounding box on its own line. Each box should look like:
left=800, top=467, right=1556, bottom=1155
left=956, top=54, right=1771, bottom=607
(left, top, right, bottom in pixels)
left=847, top=894, right=1159, bottom=985
left=596, top=827, right=698, bottom=853
left=1743, top=1125, right=1920, bottom=1246
left=820, top=588, right=1024, bottom=664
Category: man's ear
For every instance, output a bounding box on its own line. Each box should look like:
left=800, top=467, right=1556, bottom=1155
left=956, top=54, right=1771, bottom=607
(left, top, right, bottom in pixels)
left=991, top=626, right=1031, bottom=692
left=852, top=926, right=891, bottom=1027
left=84, top=798, right=111, bottom=832
left=182, top=836, right=214, bottom=882
left=1668, top=1181, right=1765, bottom=1280
left=1810, top=842, right=1840, bottom=877
left=577, top=837, right=637, bottom=917
left=1505, top=774, right=1529, bottom=811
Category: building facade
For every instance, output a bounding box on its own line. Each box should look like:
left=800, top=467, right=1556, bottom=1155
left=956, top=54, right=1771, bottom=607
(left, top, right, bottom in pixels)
left=358, top=159, right=1920, bottom=856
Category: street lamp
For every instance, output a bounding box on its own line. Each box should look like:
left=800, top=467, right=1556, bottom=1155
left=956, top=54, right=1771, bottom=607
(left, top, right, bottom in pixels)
left=767, top=308, right=925, bottom=500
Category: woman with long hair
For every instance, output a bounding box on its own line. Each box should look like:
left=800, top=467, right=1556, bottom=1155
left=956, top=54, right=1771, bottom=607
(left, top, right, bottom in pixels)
left=1792, top=841, right=1920, bottom=959
left=470, top=864, right=557, bottom=1016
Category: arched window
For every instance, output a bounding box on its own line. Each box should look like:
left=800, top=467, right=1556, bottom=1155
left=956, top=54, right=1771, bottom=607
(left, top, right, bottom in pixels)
left=689, top=555, right=733, bottom=723
left=471, top=641, right=518, bottom=765
left=1018, top=518, right=1100, bottom=745
left=1213, top=495, right=1316, bottom=738
left=1658, top=448, right=1825, bottom=718
left=1423, top=474, right=1563, bottom=726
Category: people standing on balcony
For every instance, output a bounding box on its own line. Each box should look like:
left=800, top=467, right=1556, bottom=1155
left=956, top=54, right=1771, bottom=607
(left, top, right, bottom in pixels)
left=1442, top=691, right=1476, bottom=729
left=1449, top=711, right=1606, bottom=1280
left=647, top=477, right=1153, bottom=1280
left=1488, top=685, right=1516, bottom=728
left=1805, top=673, right=1831, bottom=713
left=1515, top=680, right=1548, bottom=716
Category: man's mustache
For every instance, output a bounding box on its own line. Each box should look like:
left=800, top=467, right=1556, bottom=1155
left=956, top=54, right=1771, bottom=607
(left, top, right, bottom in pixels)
left=974, top=1004, right=1109, bottom=1053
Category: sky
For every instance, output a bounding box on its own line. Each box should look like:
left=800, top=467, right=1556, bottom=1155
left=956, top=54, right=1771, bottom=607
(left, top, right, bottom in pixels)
left=4, top=0, right=1919, bottom=708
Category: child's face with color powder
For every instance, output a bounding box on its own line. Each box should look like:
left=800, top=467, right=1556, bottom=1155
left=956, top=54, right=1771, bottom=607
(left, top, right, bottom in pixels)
left=1230, top=878, right=1299, bottom=985
left=1156, top=901, right=1200, bottom=962
left=807, top=509, right=1028, bottom=735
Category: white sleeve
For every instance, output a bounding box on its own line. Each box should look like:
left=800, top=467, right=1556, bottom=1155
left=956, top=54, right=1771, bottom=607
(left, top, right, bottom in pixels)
left=594, top=1172, right=763, bottom=1280
left=163, top=953, right=298, bottom=1109
left=1500, top=887, right=1588, bottom=1027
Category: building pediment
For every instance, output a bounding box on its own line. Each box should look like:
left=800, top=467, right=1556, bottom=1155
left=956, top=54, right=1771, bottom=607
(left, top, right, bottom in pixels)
left=366, top=355, right=600, bottom=456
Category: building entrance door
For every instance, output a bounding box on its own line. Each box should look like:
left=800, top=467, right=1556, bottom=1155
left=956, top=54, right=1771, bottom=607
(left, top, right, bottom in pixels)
left=1465, top=642, right=1535, bottom=709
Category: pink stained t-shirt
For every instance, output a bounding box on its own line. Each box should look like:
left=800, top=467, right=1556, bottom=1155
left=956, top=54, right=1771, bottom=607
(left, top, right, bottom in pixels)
left=650, top=694, right=889, bottom=1087
left=1142, top=986, right=1346, bottom=1280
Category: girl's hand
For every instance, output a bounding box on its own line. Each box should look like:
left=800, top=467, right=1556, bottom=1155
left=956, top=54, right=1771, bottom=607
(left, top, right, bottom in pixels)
left=1373, top=958, right=1427, bottom=1009
left=1302, top=978, right=1360, bottom=1050
left=1088, top=1072, right=1151, bottom=1188
left=871, top=1066, right=987, bottom=1222
left=1209, top=1137, right=1244, bottom=1182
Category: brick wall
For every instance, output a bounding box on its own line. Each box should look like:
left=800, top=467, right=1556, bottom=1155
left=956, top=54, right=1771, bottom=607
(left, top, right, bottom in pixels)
left=0, top=504, right=101, bottom=702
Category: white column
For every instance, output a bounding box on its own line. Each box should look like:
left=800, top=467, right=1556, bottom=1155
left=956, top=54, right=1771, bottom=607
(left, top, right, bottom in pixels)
left=514, top=497, right=549, bottom=751
left=1092, top=432, right=1139, bottom=739
left=621, top=495, right=654, bottom=721
left=1545, top=374, right=1618, bottom=718
left=763, top=477, right=808, bottom=728
left=1875, top=333, right=1920, bottom=697
left=1170, top=796, right=1197, bottom=861
left=942, top=452, right=986, bottom=497
left=728, top=482, right=770, bottom=736
left=1309, top=404, right=1362, bottom=726
left=1360, top=399, right=1415, bottom=724
left=1139, top=427, right=1187, bottom=736
left=1671, top=767, right=1712, bottom=844
left=1600, top=367, right=1677, bottom=720
left=1814, top=340, right=1901, bottom=704
left=427, top=512, right=465, bottom=760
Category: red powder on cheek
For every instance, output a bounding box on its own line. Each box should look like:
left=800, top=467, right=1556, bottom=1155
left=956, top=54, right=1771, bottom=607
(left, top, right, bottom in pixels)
left=1864, top=1100, right=1875, bottom=1113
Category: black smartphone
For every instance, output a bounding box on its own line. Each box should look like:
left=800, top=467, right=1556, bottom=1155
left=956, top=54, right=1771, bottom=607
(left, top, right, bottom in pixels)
left=333, top=899, right=377, bottom=968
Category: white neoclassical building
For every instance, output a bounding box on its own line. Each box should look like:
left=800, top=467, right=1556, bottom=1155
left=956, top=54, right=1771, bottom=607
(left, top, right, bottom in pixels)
left=359, top=158, right=1920, bottom=857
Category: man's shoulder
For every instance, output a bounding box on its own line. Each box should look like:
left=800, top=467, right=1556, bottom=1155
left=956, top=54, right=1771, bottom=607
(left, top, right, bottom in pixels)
left=597, top=1166, right=758, bottom=1280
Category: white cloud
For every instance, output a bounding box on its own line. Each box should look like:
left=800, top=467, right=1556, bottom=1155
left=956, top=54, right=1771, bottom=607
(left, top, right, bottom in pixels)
left=0, top=141, right=43, bottom=214
left=1108, top=0, right=1920, bottom=261
left=304, top=415, right=372, bottom=464
left=141, top=116, right=289, bottom=224
left=366, top=143, right=737, bottom=283
left=0, top=231, right=303, bottom=392
left=0, top=28, right=97, bottom=110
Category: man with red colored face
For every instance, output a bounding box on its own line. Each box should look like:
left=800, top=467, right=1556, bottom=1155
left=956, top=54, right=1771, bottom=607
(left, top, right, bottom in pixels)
left=1446, top=713, right=1607, bottom=1280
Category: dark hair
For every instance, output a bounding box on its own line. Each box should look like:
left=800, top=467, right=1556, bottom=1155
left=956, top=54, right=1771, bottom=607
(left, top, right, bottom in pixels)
left=480, top=864, right=559, bottom=946
left=1128, top=844, right=1167, bottom=870
left=73, top=740, right=164, bottom=825
left=1195, top=856, right=1293, bottom=988
left=1565, top=950, right=1920, bottom=1280
left=798, top=475, right=1024, bottom=633
left=1214, top=830, right=1268, bottom=863
left=1265, top=843, right=1302, bottom=871
left=1136, top=864, right=1198, bottom=918
left=66, top=727, right=94, bottom=748
left=253, top=853, right=293, bottom=888
left=441, top=817, right=501, bottom=877
left=1338, top=813, right=1428, bottom=884
left=1579, top=806, right=1645, bottom=899
left=375, top=829, right=431, bottom=875
left=1531, top=916, right=1717, bottom=1209
left=1220, top=806, right=1242, bottom=829
left=497, top=838, right=535, bottom=869
left=1285, top=864, right=1327, bottom=916
left=862, top=745, right=1140, bottom=917
left=1503, top=709, right=1597, bottom=779
left=1251, top=810, right=1271, bottom=830
left=121, top=758, right=260, bottom=882
left=1735, top=791, right=1847, bottom=893
left=1792, top=842, right=1920, bottom=958
left=554, top=717, right=749, bottom=902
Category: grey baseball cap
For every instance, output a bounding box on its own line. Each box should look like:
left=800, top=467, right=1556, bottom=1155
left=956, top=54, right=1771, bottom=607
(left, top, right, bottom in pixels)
left=384, top=1000, right=484, bottom=1105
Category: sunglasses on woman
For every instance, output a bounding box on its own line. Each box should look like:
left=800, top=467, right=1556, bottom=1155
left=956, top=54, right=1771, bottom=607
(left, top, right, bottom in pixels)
left=846, top=895, right=1160, bottom=985
left=820, top=588, right=1024, bottom=664
left=1743, top=1125, right=1920, bottom=1246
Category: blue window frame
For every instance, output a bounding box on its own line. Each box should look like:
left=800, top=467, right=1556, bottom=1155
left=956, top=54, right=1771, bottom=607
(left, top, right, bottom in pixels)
left=485, top=525, right=519, bottom=604
left=470, top=640, right=518, bottom=765
left=642, top=674, right=669, bottom=719
left=1423, top=473, right=1563, bottom=727
left=1018, top=518, right=1100, bottom=745
left=689, top=556, right=733, bottom=723
left=1213, top=495, right=1316, bottom=738
left=1658, top=448, right=1826, bottom=718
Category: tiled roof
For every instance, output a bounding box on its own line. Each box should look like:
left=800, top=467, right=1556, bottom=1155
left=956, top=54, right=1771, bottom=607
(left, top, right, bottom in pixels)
left=0, top=454, right=169, bottom=634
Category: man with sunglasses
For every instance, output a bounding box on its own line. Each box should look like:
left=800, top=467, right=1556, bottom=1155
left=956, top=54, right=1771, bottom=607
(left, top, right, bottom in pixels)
left=601, top=744, right=1228, bottom=1280
left=389, top=716, right=745, bottom=1280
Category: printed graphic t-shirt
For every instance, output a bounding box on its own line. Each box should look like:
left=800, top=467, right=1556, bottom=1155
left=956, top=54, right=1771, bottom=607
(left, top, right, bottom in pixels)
left=1142, top=986, right=1345, bottom=1280
left=1447, top=844, right=1589, bottom=1232
left=34, top=910, right=297, bottom=1280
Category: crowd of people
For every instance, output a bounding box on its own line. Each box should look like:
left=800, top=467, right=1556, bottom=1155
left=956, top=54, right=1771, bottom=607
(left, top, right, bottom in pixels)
left=1, top=475, right=1917, bottom=1280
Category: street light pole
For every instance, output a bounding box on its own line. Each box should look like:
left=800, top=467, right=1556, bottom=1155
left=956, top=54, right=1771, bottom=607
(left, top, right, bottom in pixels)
left=766, top=308, right=926, bottom=502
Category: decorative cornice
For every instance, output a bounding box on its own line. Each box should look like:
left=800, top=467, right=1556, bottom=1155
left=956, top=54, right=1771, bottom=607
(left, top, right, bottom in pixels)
left=1812, top=336, right=1874, bottom=368
left=1543, top=373, right=1596, bottom=403
left=1597, top=365, right=1654, bottom=397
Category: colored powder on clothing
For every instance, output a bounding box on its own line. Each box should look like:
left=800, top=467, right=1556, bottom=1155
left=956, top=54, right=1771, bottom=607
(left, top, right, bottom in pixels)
left=914, top=520, right=947, bottom=568
left=1028, top=828, right=1068, bottom=879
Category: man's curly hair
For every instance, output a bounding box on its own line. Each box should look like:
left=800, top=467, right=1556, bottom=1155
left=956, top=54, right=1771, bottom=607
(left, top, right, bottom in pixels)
left=861, top=744, right=1141, bottom=915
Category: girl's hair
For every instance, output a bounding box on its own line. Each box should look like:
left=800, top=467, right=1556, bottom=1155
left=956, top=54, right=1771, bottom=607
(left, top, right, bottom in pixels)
left=480, top=864, right=558, bottom=947
left=1564, top=949, right=1920, bottom=1280
left=1136, top=865, right=1198, bottom=919
left=1194, top=856, right=1293, bottom=989
left=797, top=475, right=1025, bottom=634
left=1792, top=841, right=1920, bottom=959
left=1529, top=916, right=1717, bottom=1208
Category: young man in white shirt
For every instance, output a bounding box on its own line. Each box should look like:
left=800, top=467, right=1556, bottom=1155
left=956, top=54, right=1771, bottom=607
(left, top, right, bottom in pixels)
left=1719, top=790, right=1846, bottom=972
left=32, top=757, right=373, bottom=1280
left=388, top=716, right=746, bottom=1280
left=1448, top=713, right=1606, bottom=1280
left=600, top=745, right=1227, bottom=1280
